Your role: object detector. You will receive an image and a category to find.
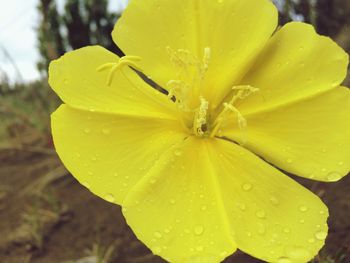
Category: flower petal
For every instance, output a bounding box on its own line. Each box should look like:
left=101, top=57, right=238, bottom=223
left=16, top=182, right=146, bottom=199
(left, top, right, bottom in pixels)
left=122, top=137, right=327, bottom=262
left=51, top=105, right=187, bottom=205
left=122, top=137, right=237, bottom=263
left=113, top=0, right=277, bottom=106
left=222, top=87, right=350, bottom=182
left=237, top=22, right=349, bottom=115
left=49, top=45, right=176, bottom=120
left=207, top=139, right=329, bottom=263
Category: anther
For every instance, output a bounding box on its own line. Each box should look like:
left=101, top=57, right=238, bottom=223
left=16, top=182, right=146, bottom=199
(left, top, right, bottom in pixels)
left=96, top=55, right=142, bottom=86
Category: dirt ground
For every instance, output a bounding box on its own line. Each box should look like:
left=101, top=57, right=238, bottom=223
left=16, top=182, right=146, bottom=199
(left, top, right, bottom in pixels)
left=0, top=149, right=349, bottom=263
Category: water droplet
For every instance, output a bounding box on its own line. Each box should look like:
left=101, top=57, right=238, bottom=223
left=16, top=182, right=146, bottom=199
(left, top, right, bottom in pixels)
left=194, top=225, right=204, bottom=236
left=170, top=198, right=176, bottom=205
left=258, top=225, right=266, bottom=235
left=84, top=128, right=91, bottom=134
left=308, top=238, right=315, bottom=243
left=164, top=228, right=170, bottom=234
left=217, top=0, right=224, bottom=4
left=113, top=172, right=119, bottom=177
left=196, top=246, right=204, bottom=252
left=315, top=230, right=327, bottom=240
left=299, top=205, right=308, bottom=212
left=238, top=203, right=246, bottom=211
left=326, top=172, right=341, bottom=182
left=299, top=219, right=305, bottom=224
left=242, top=183, right=253, bottom=191
left=91, top=156, right=97, bottom=161
left=286, top=158, right=293, bottom=164
left=154, top=231, right=162, bottom=238
left=88, top=171, right=94, bottom=176
left=269, top=196, right=279, bottom=206
left=283, top=227, right=291, bottom=234
left=338, top=161, right=344, bottom=166
left=104, top=193, right=115, bottom=203
left=152, top=246, right=162, bottom=254
left=102, top=128, right=110, bottom=135
left=174, top=149, right=182, bottom=156
left=256, top=209, right=266, bottom=219
left=201, top=205, right=207, bottom=211
left=319, top=210, right=325, bottom=215
left=150, top=178, right=157, bottom=184
left=220, top=251, right=228, bottom=257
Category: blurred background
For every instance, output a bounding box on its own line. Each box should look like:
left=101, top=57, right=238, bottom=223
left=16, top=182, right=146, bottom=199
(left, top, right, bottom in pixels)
left=0, top=0, right=349, bottom=262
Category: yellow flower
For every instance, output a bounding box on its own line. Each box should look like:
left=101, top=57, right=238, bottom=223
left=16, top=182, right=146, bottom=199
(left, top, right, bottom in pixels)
left=49, top=0, right=350, bottom=262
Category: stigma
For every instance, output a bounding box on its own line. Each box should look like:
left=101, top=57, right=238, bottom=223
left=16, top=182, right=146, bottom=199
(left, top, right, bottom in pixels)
left=97, top=55, right=142, bottom=86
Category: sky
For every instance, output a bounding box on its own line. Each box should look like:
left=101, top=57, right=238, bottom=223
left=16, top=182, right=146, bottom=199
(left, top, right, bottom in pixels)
left=0, top=0, right=127, bottom=83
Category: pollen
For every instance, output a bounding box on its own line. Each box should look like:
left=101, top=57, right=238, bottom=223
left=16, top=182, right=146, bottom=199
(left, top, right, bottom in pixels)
left=97, top=55, right=142, bottom=86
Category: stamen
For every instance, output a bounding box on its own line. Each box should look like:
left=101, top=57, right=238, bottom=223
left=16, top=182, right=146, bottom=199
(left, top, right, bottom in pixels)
left=96, top=55, right=142, bottom=86
left=201, top=47, right=211, bottom=76
left=210, top=85, right=259, bottom=139
left=193, top=97, right=209, bottom=136
left=223, top=103, right=247, bottom=130
left=166, top=47, right=212, bottom=111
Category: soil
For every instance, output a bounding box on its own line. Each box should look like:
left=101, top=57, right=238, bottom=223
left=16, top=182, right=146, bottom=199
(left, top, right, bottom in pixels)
left=0, top=150, right=349, bottom=263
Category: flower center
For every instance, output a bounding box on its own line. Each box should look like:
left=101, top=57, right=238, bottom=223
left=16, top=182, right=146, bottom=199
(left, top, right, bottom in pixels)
left=165, top=46, right=259, bottom=139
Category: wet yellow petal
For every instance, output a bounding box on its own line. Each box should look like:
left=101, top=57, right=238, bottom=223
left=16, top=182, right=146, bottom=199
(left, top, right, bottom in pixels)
left=113, top=0, right=277, bottom=106
left=51, top=105, right=186, bottom=205
left=208, top=139, right=328, bottom=263
left=222, top=87, right=350, bottom=182
left=122, top=137, right=327, bottom=263
left=122, top=137, right=237, bottom=263
left=237, top=22, right=349, bottom=115
left=49, top=45, right=176, bottom=119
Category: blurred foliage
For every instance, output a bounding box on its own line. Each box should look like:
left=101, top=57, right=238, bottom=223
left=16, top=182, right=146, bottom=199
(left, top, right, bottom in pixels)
left=37, top=0, right=123, bottom=75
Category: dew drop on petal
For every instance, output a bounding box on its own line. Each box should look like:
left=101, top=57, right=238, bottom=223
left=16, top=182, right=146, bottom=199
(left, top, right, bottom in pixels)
left=255, top=210, right=266, bottom=219
left=154, top=231, right=163, bottom=239
left=283, top=227, right=291, bottom=234
left=269, top=196, right=279, bottom=206
left=102, top=128, right=110, bottom=135
left=153, top=246, right=162, bottom=254
left=104, top=193, right=115, bottom=203
left=299, top=205, right=308, bottom=212
left=242, top=183, right=253, bottom=191
left=277, top=257, right=292, bottom=263
left=308, top=238, right=315, bottom=243
left=170, top=198, right=176, bottom=205
left=286, top=158, right=293, bottom=164
left=84, top=128, right=91, bottom=134
left=326, top=172, right=341, bottom=182
left=315, top=231, right=327, bottom=241
left=174, top=149, right=182, bottom=156
left=194, top=225, right=204, bottom=236
left=196, top=246, right=204, bottom=252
